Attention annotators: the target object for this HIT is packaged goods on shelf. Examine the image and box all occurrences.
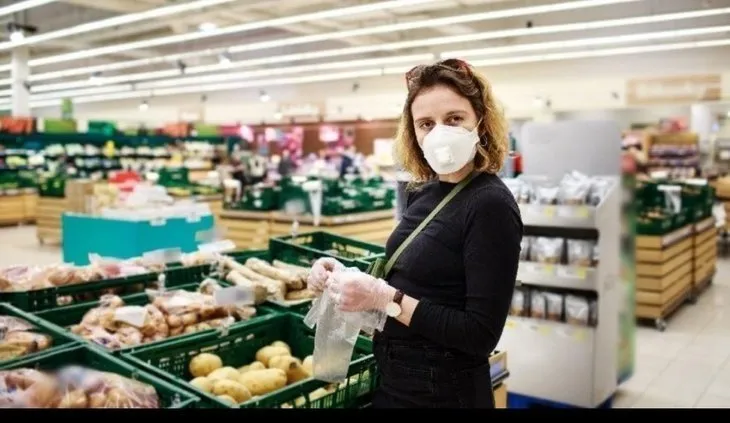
[0,303,76,366]
[498,170,620,409]
[33,279,272,354]
[0,345,198,408]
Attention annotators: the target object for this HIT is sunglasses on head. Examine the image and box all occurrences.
[405,58,473,91]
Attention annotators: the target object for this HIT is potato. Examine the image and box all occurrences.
[189,353,223,378]
[238,368,287,396]
[238,361,266,374]
[189,377,214,393]
[302,355,313,376]
[212,379,252,403]
[216,395,238,406]
[208,367,240,382]
[268,355,309,384]
[255,346,290,367]
[270,341,291,354]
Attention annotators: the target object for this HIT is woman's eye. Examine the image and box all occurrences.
[447,116,463,125]
[418,121,433,130]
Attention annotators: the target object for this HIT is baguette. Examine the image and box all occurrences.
[245,258,303,290]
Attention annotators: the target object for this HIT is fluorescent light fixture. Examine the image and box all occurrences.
[0,0,236,51]
[0,0,56,18]
[11,5,730,94]
[198,22,218,32]
[5,38,728,111]
[9,31,24,42]
[19,0,440,68]
[1,1,716,86]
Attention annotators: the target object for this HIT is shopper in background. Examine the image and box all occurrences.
[307,58,522,408]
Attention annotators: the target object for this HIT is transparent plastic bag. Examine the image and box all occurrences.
[303,268,386,383]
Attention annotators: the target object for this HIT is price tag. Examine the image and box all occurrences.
[143,248,182,264]
[114,306,148,327]
[186,212,201,223]
[150,217,166,226]
[556,266,587,279]
[575,206,590,218]
[505,320,517,330]
[541,206,556,218]
[214,286,255,307]
[538,325,552,336]
[198,239,236,254]
[573,329,587,342]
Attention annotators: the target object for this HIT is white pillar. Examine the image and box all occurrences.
[11,46,30,116]
[690,103,714,152]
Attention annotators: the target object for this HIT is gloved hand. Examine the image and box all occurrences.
[328,269,396,313]
[307,257,345,296]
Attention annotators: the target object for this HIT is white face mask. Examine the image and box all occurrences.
[420,123,481,175]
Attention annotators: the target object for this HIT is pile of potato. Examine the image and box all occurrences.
[221,257,316,304]
[69,281,258,350]
[186,340,317,406]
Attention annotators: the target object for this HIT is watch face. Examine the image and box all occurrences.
[385,302,402,318]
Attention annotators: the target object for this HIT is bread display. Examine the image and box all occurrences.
[68,282,258,350]
[220,256,315,305]
[0,366,160,408]
[0,316,54,362]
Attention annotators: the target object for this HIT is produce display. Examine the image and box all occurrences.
[67,281,259,350]
[0,255,165,294]
[220,256,315,304]
[0,366,161,408]
[0,316,53,362]
[184,340,317,406]
[505,171,613,206]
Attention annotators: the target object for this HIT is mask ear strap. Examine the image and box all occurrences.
[474,119,488,146]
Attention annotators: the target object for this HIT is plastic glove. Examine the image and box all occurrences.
[328,269,395,313]
[307,257,345,296]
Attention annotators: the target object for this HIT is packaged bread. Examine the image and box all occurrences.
[0,366,161,408]
[544,293,564,322]
[530,237,564,264]
[519,237,532,261]
[565,295,590,326]
[222,257,286,301]
[509,288,527,317]
[0,316,54,362]
[566,240,596,267]
[245,258,304,290]
[530,291,546,319]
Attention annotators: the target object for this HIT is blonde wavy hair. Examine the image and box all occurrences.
[394,59,509,185]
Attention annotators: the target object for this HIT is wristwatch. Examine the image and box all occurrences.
[385,289,404,318]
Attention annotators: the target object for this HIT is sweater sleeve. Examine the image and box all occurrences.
[409,187,522,356]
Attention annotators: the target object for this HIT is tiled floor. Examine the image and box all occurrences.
[0,224,728,408]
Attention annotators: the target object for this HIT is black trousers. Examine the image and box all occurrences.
[371,335,495,408]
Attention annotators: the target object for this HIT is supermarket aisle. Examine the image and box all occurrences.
[0,225,729,408]
[615,259,730,408]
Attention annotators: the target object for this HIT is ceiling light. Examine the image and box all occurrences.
[0,0,57,18]
[0,0,709,86]
[139,100,149,111]
[7,39,728,112]
[198,22,218,32]
[9,31,24,42]
[259,91,270,102]
[19,0,438,68]
[0,0,235,51]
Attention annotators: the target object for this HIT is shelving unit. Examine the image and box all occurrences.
[217,210,272,250]
[634,224,694,330]
[0,190,36,226]
[497,179,621,409]
[692,216,717,296]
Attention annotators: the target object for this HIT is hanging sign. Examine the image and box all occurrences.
[625,74,722,105]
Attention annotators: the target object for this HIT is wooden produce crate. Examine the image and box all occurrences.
[36,196,68,245]
[495,384,508,409]
[0,191,37,226]
[270,209,396,246]
[692,216,717,297]
[217,210,272,250]
[635,224,694,331]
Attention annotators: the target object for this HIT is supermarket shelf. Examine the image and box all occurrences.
[517,262,598,292]
[519,204,597,229]
[694,216,716,233]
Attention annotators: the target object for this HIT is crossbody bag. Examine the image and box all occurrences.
[367,171,479,279]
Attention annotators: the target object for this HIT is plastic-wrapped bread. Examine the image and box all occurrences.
[225,271,268,305]
[285,289,316,301]
[273,260,309,286]
[245,258,304,290]
[222,258,286,300]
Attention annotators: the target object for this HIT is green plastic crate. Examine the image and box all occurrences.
[269,231,385,272]
[33,283,278,356]
[0,264,212,312]
[122,312,376,409]
[0,344,199,408]
[0,303,78,368]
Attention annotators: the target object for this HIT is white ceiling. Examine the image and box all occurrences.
[0,0,728,109]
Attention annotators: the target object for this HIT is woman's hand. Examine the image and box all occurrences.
[329,270,396,312]
[306,257,345,296]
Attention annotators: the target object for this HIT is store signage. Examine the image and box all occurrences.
[279,102,323,117]
[626,74,722,105]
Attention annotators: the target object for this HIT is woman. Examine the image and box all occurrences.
[307,58,523,408]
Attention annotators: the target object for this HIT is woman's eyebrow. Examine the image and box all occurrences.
[445,110,468,116]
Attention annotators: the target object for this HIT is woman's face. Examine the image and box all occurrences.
[410,84,479,146]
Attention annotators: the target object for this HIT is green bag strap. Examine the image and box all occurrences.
[383,171,479,277]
